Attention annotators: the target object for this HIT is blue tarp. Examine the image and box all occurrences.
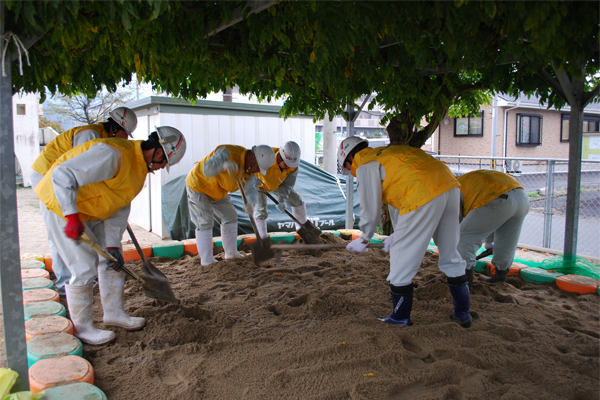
[162,160,361,240]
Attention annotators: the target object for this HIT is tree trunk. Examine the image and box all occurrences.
[381,204,393,235]
[386,115,441,148]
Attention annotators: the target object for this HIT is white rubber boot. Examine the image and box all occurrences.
[196,229,216,266]
[255,219,268,239]
[221,223,244,259]
[98,269,146,331]
[65,283,116,345]
[291,204,308,230]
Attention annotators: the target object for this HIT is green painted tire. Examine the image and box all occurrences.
[520,267,564,284]
[152,241,184,258]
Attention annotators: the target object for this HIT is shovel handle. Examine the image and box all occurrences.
[80,233,145,284]
[271,243,385,251]
[79,232,117,262]
[262,190,302,225]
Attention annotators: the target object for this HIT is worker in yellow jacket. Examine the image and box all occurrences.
[30,107,137,295]
[254,141,313,238]
[36,127,186,345]
[185,145,276,266]
[457,170,530,289]
[338,137,471,328]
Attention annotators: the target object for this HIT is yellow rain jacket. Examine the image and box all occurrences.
[458,170,523,217]
[351,145,459,215]
[36,139,148,221]
[257,148,296,191]
[186,145,250,201]
[31,124,109,176]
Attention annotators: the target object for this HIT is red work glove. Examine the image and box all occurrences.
[65,213,84,240]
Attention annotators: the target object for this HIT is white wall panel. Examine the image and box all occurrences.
[146,111,315,239]
[129,114,152,231]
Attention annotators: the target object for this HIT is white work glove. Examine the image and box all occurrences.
[383,233,394,252]
[223,161,240,176]
[484,242,494,250]
[346,237,369,253]
[276,194,287,212]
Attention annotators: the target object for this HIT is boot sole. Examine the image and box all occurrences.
[104,322,146,331]
[78,335,117,346]
[451,315,472,328]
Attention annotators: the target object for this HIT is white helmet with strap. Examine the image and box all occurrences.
[252,145,276,175]
[337,136,368,175]
[156,126,187,173]
[280,141,301,168]
[108,107,137,137]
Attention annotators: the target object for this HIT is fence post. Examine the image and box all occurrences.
[542,160,555,248]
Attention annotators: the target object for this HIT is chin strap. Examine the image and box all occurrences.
[245,153,256,174]
[147,148,159,171]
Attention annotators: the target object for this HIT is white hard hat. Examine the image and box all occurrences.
[337,137,368,175]
[280,141,301,168]
[156,126,187,173]
[108,107,138,137]
[252,145,276,175]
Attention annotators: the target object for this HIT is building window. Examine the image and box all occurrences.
[516,114,542,146]
[561,114,600,142]
[16,104,26,115]
[454,112,483,137]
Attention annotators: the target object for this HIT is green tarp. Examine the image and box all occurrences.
[162,160,361,240]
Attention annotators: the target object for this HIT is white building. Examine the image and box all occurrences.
[12,91,41,188]
[124,96,315,238]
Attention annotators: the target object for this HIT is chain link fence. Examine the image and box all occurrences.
[434,156,600,258]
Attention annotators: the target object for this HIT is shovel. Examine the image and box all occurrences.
[79,232,178,304]
[235,178,275,265]
[476,249,493,260]
[262,190,321,244]
[266,242,385,267]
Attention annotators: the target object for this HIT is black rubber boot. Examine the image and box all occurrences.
[378,283,413,326]
[465,268,474,293]
[479,268,508,283]
[491,268,508,283]
[447,275,472,328]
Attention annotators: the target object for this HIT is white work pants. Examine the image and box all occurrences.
[254,188,304,221]
[186,185,238,231]
[42,210,111,286]
[388,187,466,286]
[31,171,72,291]
[458,188,530,271]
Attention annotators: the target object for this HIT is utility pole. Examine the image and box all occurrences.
[0,1,30,391]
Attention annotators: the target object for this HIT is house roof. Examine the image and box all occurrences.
[497,93,600,114]
[123,96,314,118]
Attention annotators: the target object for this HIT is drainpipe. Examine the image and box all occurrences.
[490,94,498,159]
[502,101,520,171]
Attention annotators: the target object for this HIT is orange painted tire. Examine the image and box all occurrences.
[180,239,199,254]
[23,289,60,305]
[43,254,53,272]
[25,315,74,342]
[122,244,152,261]
[29,355,94,394]
[489,262,529,276]
[556,275,600,295]
[22,269,50,280]
[293,232,302,239]
[242,236,258,243]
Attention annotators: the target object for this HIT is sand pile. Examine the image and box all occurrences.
[83,234,599,399]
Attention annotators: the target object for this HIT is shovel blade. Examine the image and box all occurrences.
[250,237,275,266]
[141,277,178,304]
[297,220,322,244]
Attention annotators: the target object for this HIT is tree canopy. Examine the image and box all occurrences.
[5,0,599,146]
